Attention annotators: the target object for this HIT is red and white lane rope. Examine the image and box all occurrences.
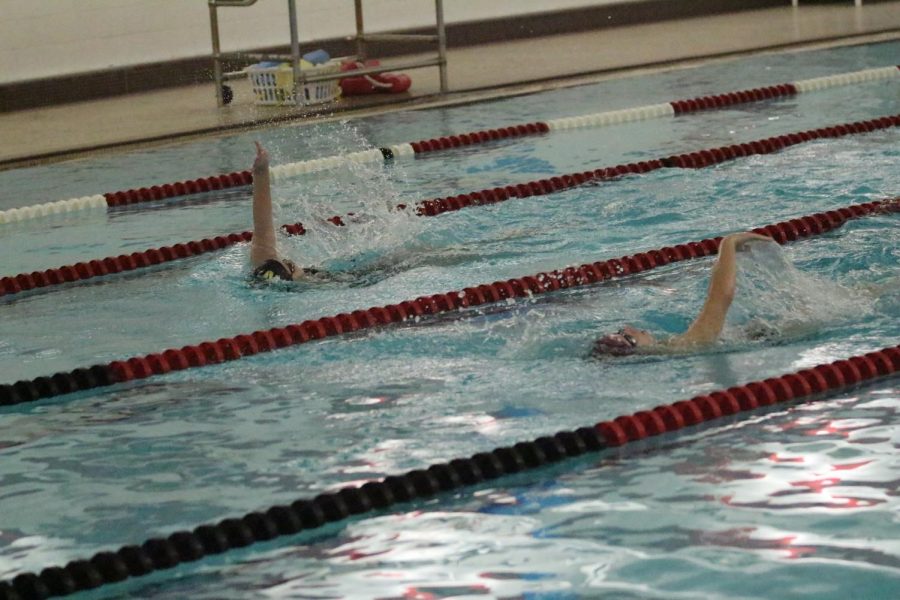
[1,197,896,406]
[1,115,897,299]
[0,65,896,224]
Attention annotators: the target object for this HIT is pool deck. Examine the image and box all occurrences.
[1,2,898,170]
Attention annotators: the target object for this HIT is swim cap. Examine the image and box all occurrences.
[592,332,638,357]
[252,259,292,281]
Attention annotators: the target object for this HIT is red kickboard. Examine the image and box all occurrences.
[340,59,412,95]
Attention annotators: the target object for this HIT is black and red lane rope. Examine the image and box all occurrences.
[1,198,895,408]
[2,115,898,299]
[1,344,897,600]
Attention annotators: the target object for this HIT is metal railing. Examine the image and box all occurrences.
[791,0,863,6]
[208,0,448,107]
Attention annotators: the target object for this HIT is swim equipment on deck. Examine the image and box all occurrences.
[1,197,895,407]
[339,59,412,96]
[1,343,896,600]
[0,65,896,224]
[1,115,897,298]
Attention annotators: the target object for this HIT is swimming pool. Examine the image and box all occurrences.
[0,39,898,599]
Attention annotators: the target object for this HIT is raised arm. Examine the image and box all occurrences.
[671,231,772,347]
[250,142,279,268]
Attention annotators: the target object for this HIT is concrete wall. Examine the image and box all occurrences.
[0,0,641,84]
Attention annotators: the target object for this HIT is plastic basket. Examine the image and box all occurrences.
[247,60,341,106]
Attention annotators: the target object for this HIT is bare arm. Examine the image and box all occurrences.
[671,232,771,347]
[250,142,279,268]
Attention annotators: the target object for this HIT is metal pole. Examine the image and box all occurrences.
[435,0,447,93]
[209,1,224,106]
[354,0,366,60]
[288,0,301,104]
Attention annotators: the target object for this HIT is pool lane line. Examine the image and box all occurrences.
[412,115,900,218]
[1,114,898,300]
[2,345,897,600]
[1,197,896,409]
[0,222,306,299]
[1,65,897,225]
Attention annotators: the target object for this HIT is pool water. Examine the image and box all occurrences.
[0,41,898,599]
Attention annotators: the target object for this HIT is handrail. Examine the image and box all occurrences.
[347,0,447,93]
[209,0,257,6]
[208,0,265,106]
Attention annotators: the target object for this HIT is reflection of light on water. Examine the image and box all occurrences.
[768,453,805,464]
[435,413,498,434]
[261,510,594,598]
[803,417,877,438]
[370,439,407,454]
[345,396,388,406]
[804,420,851,438]
[690,526,817,560]
[831,460,872,471]
[718,438,887,512]
[790,477,841,493]
[793,344,860,371]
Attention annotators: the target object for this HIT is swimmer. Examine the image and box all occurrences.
[250,142,320,281]
[593,231,774,356]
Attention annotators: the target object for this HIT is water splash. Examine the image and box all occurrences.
[727,241,872,341]
[268,121,428,273]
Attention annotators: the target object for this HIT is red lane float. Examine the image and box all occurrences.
[104,170,254,207]
[670,84,798,114]
[1,114,897,299]
[1,198,894,406]
[0,223,305,298]
[409,122,550,155]
[594,344,899,446]
[412,115,900,217]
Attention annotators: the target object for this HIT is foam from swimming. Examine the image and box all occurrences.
[726,240,871,341]
[273,121,427,276]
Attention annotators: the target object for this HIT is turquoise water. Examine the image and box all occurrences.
[0,41,898,599]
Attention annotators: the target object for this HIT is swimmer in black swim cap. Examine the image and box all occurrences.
[593,231,773,356]
[249,142,319,282]
[252,258,295,281]
[252,258,321,281]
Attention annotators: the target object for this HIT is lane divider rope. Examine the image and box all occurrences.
[1,197,895,407]
[413,116,899,218]
[0,223,306,298]
[1,65,896,224]
[1,115,897,299]
[2,344,897,599]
